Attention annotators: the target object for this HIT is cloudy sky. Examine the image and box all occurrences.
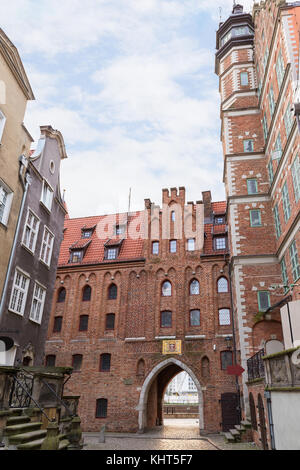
[1,0,253,217]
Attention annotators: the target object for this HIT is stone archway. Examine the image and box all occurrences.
[137,358,204,433]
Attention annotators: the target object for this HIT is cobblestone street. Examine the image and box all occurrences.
[83,419,260,451]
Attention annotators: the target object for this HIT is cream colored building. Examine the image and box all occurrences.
[0,28,34,299]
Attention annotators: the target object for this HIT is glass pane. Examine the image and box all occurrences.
[218,277,229,293]
[161,311,172,328]
[162,282,172,297]
[219,309,231,326]
[190,310,200,326]
[190,280,200,295]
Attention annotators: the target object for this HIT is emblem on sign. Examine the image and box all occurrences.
[162,340,182,355]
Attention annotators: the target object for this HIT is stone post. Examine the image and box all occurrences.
[67,416,84,450]
[41,421,60,451]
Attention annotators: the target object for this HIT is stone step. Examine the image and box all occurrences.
[234,424,246,433]
[229,429,241,440]
[6,416,31,426]
[4,422,42,436]
[17,438,44,451]
[224,432,235,442]
[10,430,47,445]
[241,420,252,429]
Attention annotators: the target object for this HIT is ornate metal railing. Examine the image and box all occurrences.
[247,349,265,381]
[9,371,54,422]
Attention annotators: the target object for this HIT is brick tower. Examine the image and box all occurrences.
[215,2,285,420]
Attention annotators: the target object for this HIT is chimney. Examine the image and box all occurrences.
[202,191,212,222]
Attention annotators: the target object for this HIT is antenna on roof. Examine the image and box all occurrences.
[219,6,222,23]
[128,187,132,215]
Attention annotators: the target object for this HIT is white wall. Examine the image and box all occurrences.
[272,392,300,450]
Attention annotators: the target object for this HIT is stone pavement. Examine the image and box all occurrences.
[83,419,260,451]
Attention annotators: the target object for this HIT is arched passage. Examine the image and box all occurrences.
[137,358,204,433]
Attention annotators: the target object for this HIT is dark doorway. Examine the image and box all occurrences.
[258,394,268,450]
[220,393,240,432]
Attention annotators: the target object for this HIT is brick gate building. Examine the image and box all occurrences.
[45,188,239,433]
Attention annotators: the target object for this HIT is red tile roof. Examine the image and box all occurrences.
[59,212,145,267]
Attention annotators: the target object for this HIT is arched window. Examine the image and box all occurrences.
[96,399,108,418]
[72,354,83,372]
[100,354,111,372]
[201,357,210,378]
[45,355,56,367]
[218,277,229,293]
[137,359,145,377]
[249,393,257,430]
[82,285,92,302]
[190,279,200,295]
[57,287,66,303]
[162,281,172,297]
[108,284,118,300]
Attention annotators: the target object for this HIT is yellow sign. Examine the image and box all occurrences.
[163,340,182,355]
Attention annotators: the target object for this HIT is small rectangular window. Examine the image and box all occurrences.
[30,282,46,324]
[289,240,300,282]
[70,250,83,263]
[280,257,289,293]
[41,180,54,212]
[9,269,30,316]
[40,227,54,266]
[22,209,40,253]
[258,291,270,312]
[247,179,258,195]
[161,311,172,328]
[0,180,13,226]
[243,139,254,152]
[0,110,7,143]
[106,314,115,331]
[221,351,233,371]
[96,399,108,418]
[190,310,200,327]
[250,210,262,227]
[53,317,63,333]
[107,248,118,260]
[72,355,83,371]
[152,241,159,255]
[240,72,249,86]
[282,182,291,223]
[187,239,195,251]
[79,315,89,332]
[219,308,231,326]
[215,237,226,250]
[273,204,281,239]
[170,240,177,253]
[292,156,300,203]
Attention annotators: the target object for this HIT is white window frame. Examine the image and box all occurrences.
[22,208,40,254]
[9,268,30,317]
[0,179,13,227]
[40,179,54,212]
[0,109,6,143]
[187,238,195,252]
[40,226,55,267]
[29,282,47,324]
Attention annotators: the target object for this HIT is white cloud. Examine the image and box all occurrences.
[2,0,253,217]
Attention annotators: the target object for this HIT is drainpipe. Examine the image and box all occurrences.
[0,158,30,322]
[228,258,242,423]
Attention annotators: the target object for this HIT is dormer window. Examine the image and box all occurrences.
[104,238,124,261]
[214,216,225,225]
[106,248,118,260]
[115,224,126,236]
[70,250,83,263]
[82,229,92,239]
